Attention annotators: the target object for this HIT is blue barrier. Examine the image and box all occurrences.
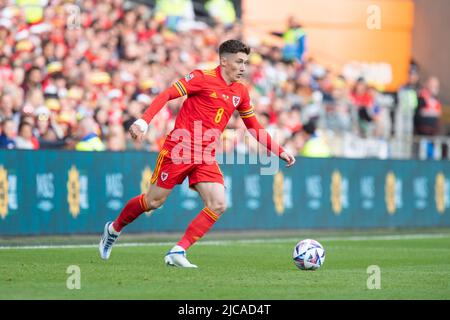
[0,150,449,235]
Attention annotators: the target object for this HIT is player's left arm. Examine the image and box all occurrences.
[238,89,296,167]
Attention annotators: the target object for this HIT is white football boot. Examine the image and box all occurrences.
[164,245,198,268]
[99,221,121,260]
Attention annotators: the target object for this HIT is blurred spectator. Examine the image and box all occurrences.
[75,117,106,151]
[16,0,46,24]
[0,0,445,159]
[286,106,302,132]
[34,106,51,136]
[0,118,16,149]
[0,93,15,120]
[122,100,144,131]
[15,121,38,149]
[370,87,392,139]
[107,124,126,151]
[272,16,307,63]
[350,78,375,138]
[38,127,68,149]
[323,77,355,133]
[205,0,236,26]
[414,76,442,136]
[94,107,110,139]
[297,121,331,158]
[301,90,323,125]
[155,0,196,31]
[396,69,420,138]
[266,110,292,147]
[257,112,270,128]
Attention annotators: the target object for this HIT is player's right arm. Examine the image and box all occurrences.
[129,86,180,140]
[129,70,204,141]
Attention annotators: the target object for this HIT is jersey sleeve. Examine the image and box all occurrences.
[236,85,256,119]
[141,86,180,124]
[172,69,205,97]
[140,70,205,124]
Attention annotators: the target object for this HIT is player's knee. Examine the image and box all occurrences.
[207,201,227,215]
[146,196,166,210]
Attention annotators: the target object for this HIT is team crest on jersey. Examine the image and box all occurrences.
[161,172,169,181]
[232,96,240,107]
[185,73,194,82]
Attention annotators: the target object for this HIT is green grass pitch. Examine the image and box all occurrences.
[0,232,449,299]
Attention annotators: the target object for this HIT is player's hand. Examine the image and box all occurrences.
[129,119,148,141]
[280,151,296,167]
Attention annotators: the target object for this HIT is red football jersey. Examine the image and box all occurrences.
[163,66,255,162]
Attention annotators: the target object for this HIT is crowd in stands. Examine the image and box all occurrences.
[0,0,445,158]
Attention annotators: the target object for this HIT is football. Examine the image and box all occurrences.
[293,239,326,270]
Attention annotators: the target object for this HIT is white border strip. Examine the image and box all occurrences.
[0,233,448,250]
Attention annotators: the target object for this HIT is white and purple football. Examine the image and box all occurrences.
[293,239,326,270]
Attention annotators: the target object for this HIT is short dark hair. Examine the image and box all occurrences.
[302,121,317,135]
[18,121,32,133]
[219,40,250,57]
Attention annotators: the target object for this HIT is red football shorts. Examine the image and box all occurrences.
[150,149,224,189]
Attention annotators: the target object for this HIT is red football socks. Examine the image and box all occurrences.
[112,194,148,232]
[112,199,220,249]
[177,207,220,250]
